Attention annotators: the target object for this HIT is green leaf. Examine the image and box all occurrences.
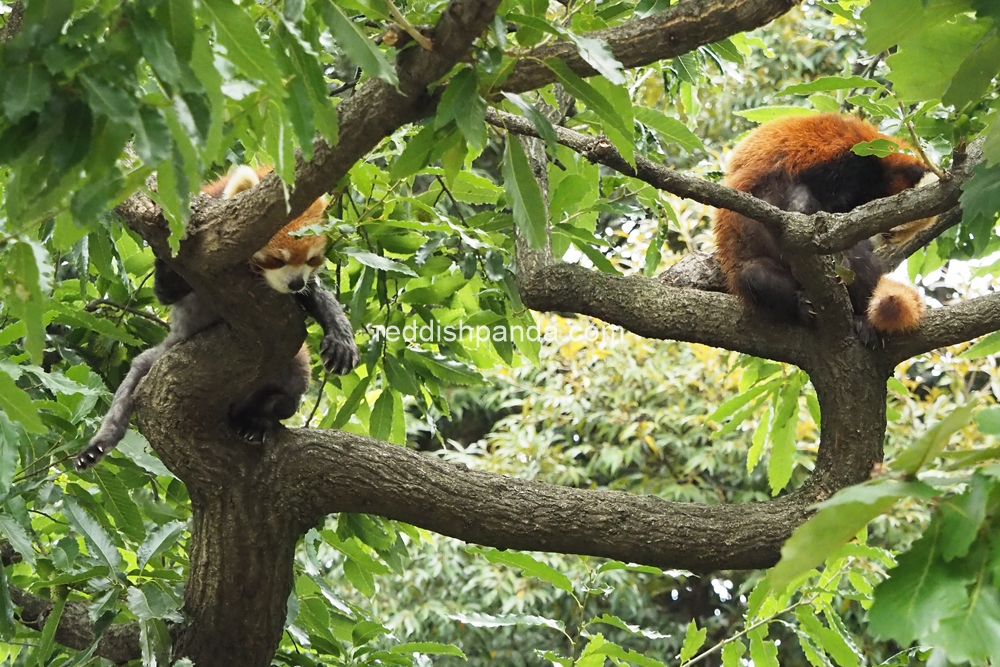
[748,626,778,667]
[0,514,35,566]
[468,547,574,594]
[137,521,187,571]
[703,40,741,66]
[127,585,181,621]
[679,620,707,662]
[3,64,52,123]
[449,612,565,631]
[131,107,173,166]
[961,330,1000,359]
[634,107,703,153]
[545,57,634,164]
[795,607,858,667]
[389,124,437,181]
[886,13,991,102]
[436,68,487,152]
[404,350,482,385]
[569,34,625,84]
[0,564,15,640]
[862,0,973,54]
[389,642,467,658]
[331,374,372,429]
[0,365,46,434]
[767,373,803,496]
[156,0,195,62]
[344,248,417,276]
[200,0,285,92]
[709,376,782,423]
[139,618,172,667]
[370,388,394,441]
[672,52,698,84]
[6,240,50,366]
[766,480,929,592]
[93,467,146,542]
[449,171,503,205]
[975,407,1000,434]
[31,593,65,667]
[891,401,977,475]
[384,355,420,396]
[320,0,398,86]
[926,584,1000,663]
[960,163,1000,230]
[781,76,884,95]
[734,106,818,123]
[79,75,138,124]
[852,139,904,158]
[344,558,376,597]
[63,498,122,573]
[503,93,559,156]
[938,471,989,561]
[501,136,547,250]
[721,639,746,667]
[132,8,182,87]
[869,519,971,644]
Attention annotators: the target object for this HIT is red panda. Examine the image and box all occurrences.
[211,165,329,294]
[712,113,928,343]
[74,166,359,470]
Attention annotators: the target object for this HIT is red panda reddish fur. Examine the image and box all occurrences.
[203,166,328,271]
[713,113,928,341]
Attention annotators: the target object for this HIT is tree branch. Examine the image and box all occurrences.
[276,428,814,572]
[886,292,1000,364]
[500,0,802,94]
[517,262,815,367]
[3,543,142,664]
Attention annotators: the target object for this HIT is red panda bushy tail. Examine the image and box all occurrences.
[866,276,925,334]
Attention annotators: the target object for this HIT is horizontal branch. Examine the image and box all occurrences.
[500,0,801,94]
[887,292,1000,364]
[6,581,142,664]
[277,429,814,572]
[517,262,815,367]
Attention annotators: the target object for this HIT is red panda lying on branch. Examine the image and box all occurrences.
[713,113,929,345]
[74,166,360,471]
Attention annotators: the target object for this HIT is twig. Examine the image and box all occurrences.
[85,299,168,328]
[385,0,433,51]
[306,371,330,427]
[899,103,947,179]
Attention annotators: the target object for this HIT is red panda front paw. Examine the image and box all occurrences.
[852,316,882,349]
[796,292,816,325]
[320,334,360,375]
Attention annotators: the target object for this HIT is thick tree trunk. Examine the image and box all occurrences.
[175,483,302,666]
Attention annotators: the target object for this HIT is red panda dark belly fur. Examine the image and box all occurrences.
[713,113,927,336]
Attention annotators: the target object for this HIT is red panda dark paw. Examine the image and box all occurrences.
[796,292,816,325]
[320,334,360,375]
[852,317,882,349]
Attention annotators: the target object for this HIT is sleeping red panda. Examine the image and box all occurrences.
[74,166,359,471]
[712,113,928,343]
[207,166,329,294]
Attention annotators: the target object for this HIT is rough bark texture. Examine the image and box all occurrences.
[16,0,1000,663]
[500,0,802,93]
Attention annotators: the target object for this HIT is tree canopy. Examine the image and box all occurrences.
[1,0,1000,665]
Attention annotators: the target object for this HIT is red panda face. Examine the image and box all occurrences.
[252,236,327,293]
[209,165,329,294]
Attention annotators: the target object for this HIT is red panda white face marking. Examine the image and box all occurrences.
[252,244,326,294]
[218,165,329,294]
